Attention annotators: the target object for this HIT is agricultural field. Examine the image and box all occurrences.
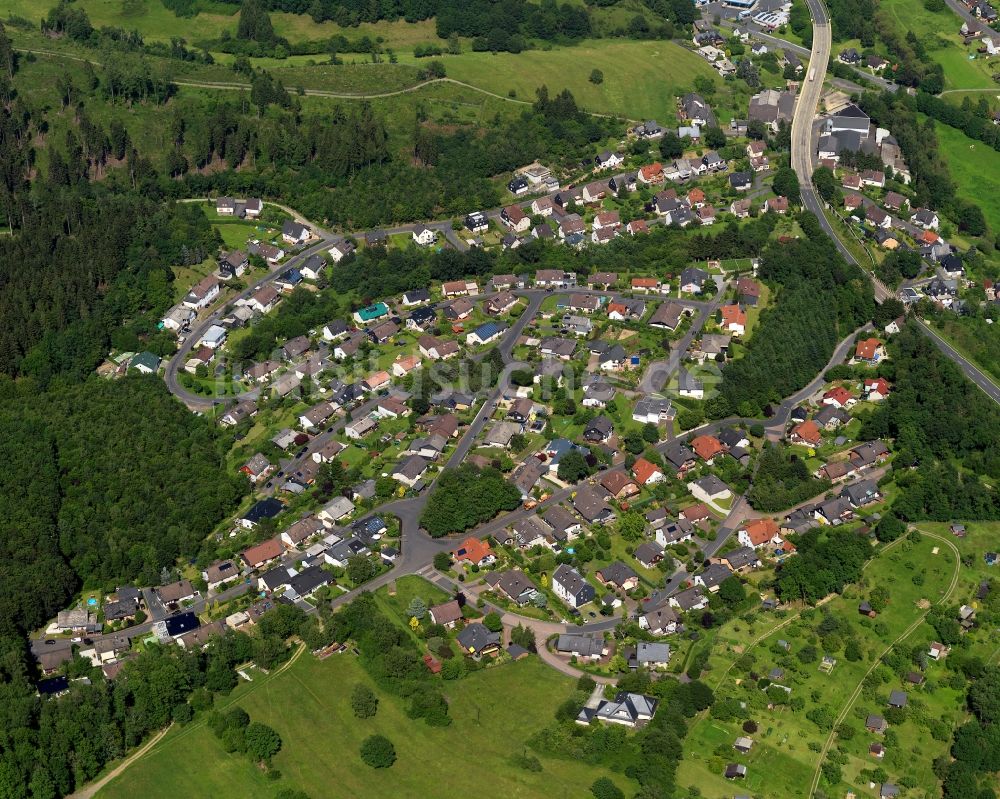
[677,529,962,799]
[97,650,632,799]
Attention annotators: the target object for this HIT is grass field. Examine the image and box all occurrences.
[98,653,632,799]
[678,531,960,799]
[934,120,1000,232]
[0,0,441,48]
[396,39,719,121]
[878,0,1000,89]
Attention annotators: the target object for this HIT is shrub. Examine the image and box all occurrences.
[360,734,396,768]
[591,777,624,799]
[351,684,378,719]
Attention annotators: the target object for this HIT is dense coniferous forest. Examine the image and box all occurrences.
[0,378,244,634]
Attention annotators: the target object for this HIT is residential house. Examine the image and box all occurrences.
[584,415,614,443]
[345,415,377,440]
[451,537,496,567]
[240,453,272,484]
[630,642,672,670]
[719,304,747,336]
[790,419,822,447]
[467,321,507,347]
[583,380,615,408]
[239,498,284,530]
[318,496,355,524]
[543,506,584,540]
[638,162,665,185]
[573,485,616,525]
[680,267,709,294]
[281,516,326,548]
[720,546,760,572]
[392,455,428,487]
[484,291,518,316]
[822,386,856,409]
[484,569,538,605]
[429,600,463,628]
[412,225,436,246]
[551,563,596,608]
[501,205,530,232]
[649,301,685,330]
[738,518,782,549]
[456,623,501,656]
[639,605,678,635]
[183,275,221,310]
[670,586,709,612]
[691,434,725,463]
[600,470,640,500]
[855,338,885,365]
[557,634,605,659]
[663,441,697,477]
[729,172,752,191]
[597,562,640,592]
[730,197,753,219]
[281,220,310,245]
[441,280,479,297]
[248,285,280,315]
[598,344,628,372]
[632,396,673,426]
[362,370,391,392]
[535,269,576,288]
[559,214,586,239]
[632,458,664,486]
[418,335,459,360]
[579,692,659,728]
[843,479,881,508]
[688,475,732,504]
[859,374,891,401]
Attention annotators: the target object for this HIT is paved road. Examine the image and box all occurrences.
[942,0,1000,39]
[743,27,898,93]
[793,0,1000,408]
[165,232,336,411]
[639,280,728,393]
[916,318,1000,403]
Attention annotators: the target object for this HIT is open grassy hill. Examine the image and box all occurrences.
[97,653,633,799]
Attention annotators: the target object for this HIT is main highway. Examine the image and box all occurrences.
[791,0,1000,406]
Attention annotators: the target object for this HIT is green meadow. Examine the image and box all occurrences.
[98,651,634,799]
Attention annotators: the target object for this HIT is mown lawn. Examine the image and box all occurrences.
[98,653,632,799]
[678,532,958,799]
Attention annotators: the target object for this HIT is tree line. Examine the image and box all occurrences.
[713,212,875,417]
[860,323,1000,521]
[420,465,523,537]
[858,90,987,236]
[774,526,872,604]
